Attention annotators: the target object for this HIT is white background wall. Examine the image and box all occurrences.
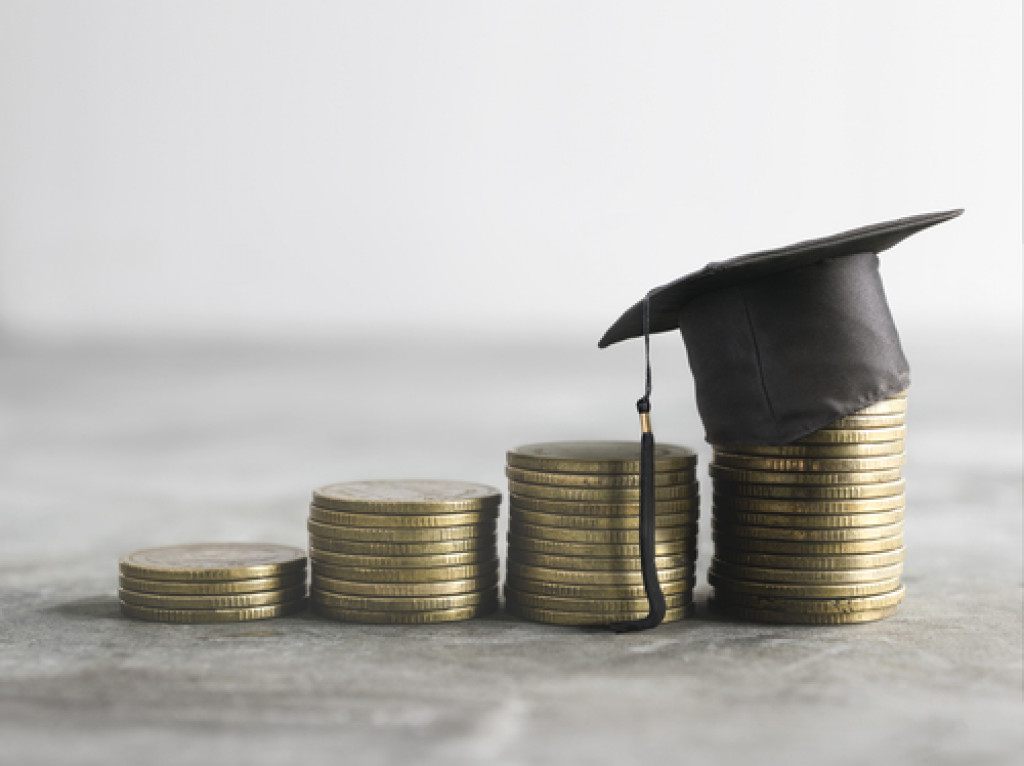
[1,1,1019,340]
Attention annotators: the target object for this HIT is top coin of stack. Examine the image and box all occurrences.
[709,392,909,624]
[119,543,308,623]
[504,441,699,626]
[307,480,502,624]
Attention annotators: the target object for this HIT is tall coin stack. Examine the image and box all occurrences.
[307,480,501,624]
[119,543,308,623]
[709,392,908,624]
[504,441,699,626]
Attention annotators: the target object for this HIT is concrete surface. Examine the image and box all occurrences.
[1,334,1020,766]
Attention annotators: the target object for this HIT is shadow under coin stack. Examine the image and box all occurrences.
[709,393,908,624]
[119,543,308,623]
[307,480,501,623]
[504,441,699,626]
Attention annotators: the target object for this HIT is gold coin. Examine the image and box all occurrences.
[310,561,498,583]
[308,533,495,556]
[309,547,495,568]
[712,493,905,514]
[719,441,905,458]
[506,575,694,600]
[713,508,905,529]
[310,588,498,612]
[504,587,693,614]
[711,451,906,473]
[508,480,696,503]
[713,479,905,500]
[710,558,903,584]
[710,519,903,542]
[708,571,902,599]
[118,573,306,595]
[510,493,699,517]
[710,600,900,624]
[119,584,307,610]
[507,441,697,474]
[312,602,496,623]
[713,585,905,613]
[312,480,501,513]
[507,561,694,586]
[309,506,498,528]
[505,466,695,488]
[794,426,907,444]
[507,533,692,559]
[507,550,692,572]
[307,519,495,543]
[119,543,307,582]
[713,532,904,555]
[509,518,697,543]
[510,506,697,530]
[851,398,908,415]
[120,599,305,623]
[824,413,906,429]
[713,547,904,570]
[709,464,903,486]
[505,600,693,626]
[312,573,498,597]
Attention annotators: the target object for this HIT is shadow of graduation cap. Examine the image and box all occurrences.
[597,208,962,631]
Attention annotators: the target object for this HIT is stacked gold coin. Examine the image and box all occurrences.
[503,441,699,626]
[308,480,501,623]
[709,392,908,624]
[119,543,308,623]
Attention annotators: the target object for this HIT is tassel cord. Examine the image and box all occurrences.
[611,293,666,632]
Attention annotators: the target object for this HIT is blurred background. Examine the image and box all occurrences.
[0,1,1019,341]
[0,3,1020,765]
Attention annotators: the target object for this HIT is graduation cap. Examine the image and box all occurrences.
[598,209,963,631]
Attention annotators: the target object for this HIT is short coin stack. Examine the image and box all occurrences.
[504,441,699,626]
[308,480,501,623]
[709,392,908,624]
[119,543,308,623]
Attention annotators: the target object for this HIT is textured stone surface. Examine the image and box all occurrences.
[1,335,1020,765]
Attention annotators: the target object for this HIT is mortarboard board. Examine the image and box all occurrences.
[598,209,963,631]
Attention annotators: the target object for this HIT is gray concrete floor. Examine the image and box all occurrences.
[1,333,1021,766]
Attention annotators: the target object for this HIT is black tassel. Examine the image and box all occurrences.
[611,294,665,633]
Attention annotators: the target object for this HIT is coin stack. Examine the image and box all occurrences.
[119,543,308,623]
[503,441,699,626]
[307,480,501,624]
[709,392,908,624]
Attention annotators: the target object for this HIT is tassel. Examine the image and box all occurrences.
[611,294,666,632]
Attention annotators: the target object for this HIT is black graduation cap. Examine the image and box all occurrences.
[601,209,963,445]
[597,209,962,631]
